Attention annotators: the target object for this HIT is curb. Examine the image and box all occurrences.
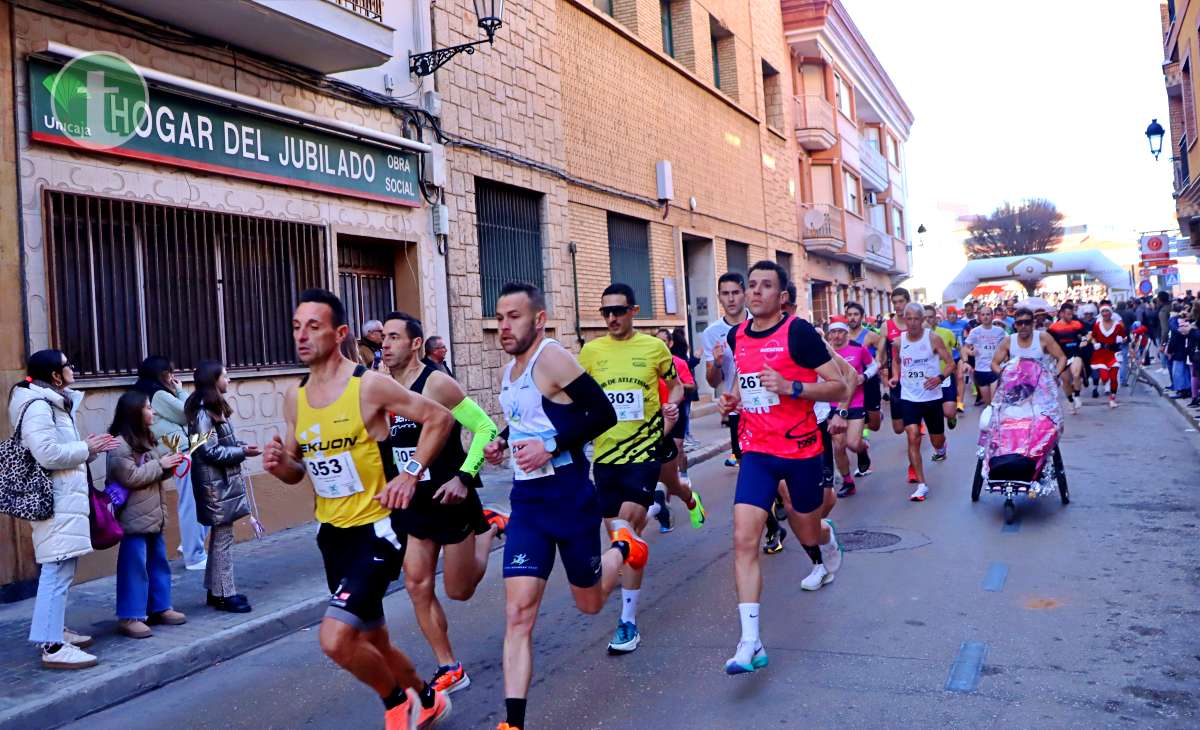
[1142,370,1200,430]
[9,433,735,730]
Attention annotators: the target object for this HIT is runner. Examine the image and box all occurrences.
[261,289,456,730]
[825,316,875,497]
[888,303,954,502]
[718,260,854,675]
[939,306,969,413]
[649,329,706,534]
[702,273,749,468]
[484,282,644,730]
[1047,303,1087,414]
[579,283,686,654]
[378,311,504,696]
[884,288,912,439]
[1089,304,1127,409]
[845,301,882,475]
[924,305,961,430]
[962,304,1006,406]
[990,306,1069,386]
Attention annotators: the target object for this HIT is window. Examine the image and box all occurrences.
[887,134,900,166]
[1184,61,1197,143]
[891,207,905,239]
[761,59,783,130]
[725,240,749,278]
[661,0,674,58]
[865,126,882,153]
[711,32,721,89]
[843,170,861,215]
[594,0,613,16]
[607,213,654,318]
[337,240,395,339]
[834,72,852,118]
[44,190,327,377]
[709,17,736,98]
[775,251,793,283]
[477,179,544,317]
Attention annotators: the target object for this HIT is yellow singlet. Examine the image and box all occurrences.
[295,367,390,528]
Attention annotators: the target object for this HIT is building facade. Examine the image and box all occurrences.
[782,0,912,323]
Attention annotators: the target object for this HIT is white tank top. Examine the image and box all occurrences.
[499,338,558,440]
[899,330,942,403]
[1008,332,1045,361]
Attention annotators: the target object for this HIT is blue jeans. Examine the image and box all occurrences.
[1171,360,1192,392]
[28,558,77,644]
[116,533,174,620]
[175,470,209,565]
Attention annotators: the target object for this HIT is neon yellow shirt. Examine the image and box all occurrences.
[932,326,957,374]
[579,332,676,464]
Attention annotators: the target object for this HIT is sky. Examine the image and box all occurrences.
[840,0,1177,240]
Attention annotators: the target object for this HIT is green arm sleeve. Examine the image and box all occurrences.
[451,396,499,478]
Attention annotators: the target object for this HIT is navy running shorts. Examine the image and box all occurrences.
[863,373,882,413]
[974,370,998,387]
[593,461,660,518]
[735,452,825,514]
[941,375,958,402]
[845,407,867,420]
[503,467,603,588]
[900,398,945,435]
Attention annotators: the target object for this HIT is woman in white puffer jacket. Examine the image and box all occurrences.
[6,350,118,669]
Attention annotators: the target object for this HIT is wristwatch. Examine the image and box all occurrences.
[403,458,425,478]
[836,408,851,419]
[790,380,805,399]
[543,436,558,456]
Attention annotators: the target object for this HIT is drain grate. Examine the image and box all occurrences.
[839,530,902,551]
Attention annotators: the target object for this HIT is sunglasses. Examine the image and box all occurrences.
[1015,319,1033,326]
[600,305,631,318]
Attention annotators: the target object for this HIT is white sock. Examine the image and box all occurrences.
[738,602,760,643]
[621,589,640,625]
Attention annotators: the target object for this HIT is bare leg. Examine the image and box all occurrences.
[502,577,546,699]
[570,547,626,614]
[607,503,648,591]
[319,618,419,697]
[905,426,925,483]
[832,431,850,478]
[658,457,695,508]
[784,507,829,547]
[844,420,866,454]
[403,538,455,666]
[364,625,422,691]
[733,505,769,602]
[818,487,836,520]
[442,526,498,600]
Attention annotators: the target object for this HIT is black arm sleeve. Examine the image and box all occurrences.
[556,372,618,455]
[788,318,833,369]
[499,426,510,442]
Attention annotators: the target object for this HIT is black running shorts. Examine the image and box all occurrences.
[317,514,407,631]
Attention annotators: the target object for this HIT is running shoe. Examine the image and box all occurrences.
[932,448,947,462]
[607,621,641,654]
[854,446,872,476]
[1069,399,1079,415]
[956,402,965,413]
[837,479,856,498]
[1092,387,1099,398]
[657,504,674,533]
[772,496,787,523]
[688,490,707,528]
[482,509,509,537]
[724,454,739,467]
[610,523,648,570]
[907,465,918,484]
[820,518,843,573]
[801,563,834,590]
[1109,397,1119,409]
[909,483,929,502]
[652,489,672,533]
[384,699,414,730]
[415,688,452,729]
[724,640,769,675]
[763,527,786,554]
[497,725,520,730]
[430,662,471,694]
[947,417,957,430]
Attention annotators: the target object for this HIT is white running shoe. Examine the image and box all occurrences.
[909,483,929,502]
[41,642,98,670]
[801,563,834,591]
[724,640,769,675]
[819,519,843,574]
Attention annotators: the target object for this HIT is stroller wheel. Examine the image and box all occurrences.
[971,459,983,502]
[1053,446,1070,505]
[1003,499,1016,525]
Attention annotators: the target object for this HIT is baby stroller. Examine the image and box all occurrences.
[971,357,1070,524]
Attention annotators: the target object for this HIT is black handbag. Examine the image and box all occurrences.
[0,399,56,521]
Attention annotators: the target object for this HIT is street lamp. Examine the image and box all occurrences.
[1146,118,1166,159]
[410,0,505,77]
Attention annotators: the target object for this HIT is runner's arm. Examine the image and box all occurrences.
[422,372,498,479]
[931,334,954,377]
[1040,332,1068,374]
[990,336,1010,373]
[263,385,306,484]
[542,344,618,455]
[364,371,454,478]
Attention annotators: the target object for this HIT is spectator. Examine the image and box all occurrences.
[423,335,455,378]
[357,320,384,370]
[671,327,701,447]
[1187,302,1200,408]
[107,391,188,639]
[186,360,261,614]
[7,349,118,669]
[1157,292,1172,371]
[1167,305,1192,398]
[132,357,208,572]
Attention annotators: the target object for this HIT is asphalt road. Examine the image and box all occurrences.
[72,391,1200,730]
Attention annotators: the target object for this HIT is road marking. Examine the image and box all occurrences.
[982,562,1008,592]
[945,641,988,693]
[1001,517,1021,533]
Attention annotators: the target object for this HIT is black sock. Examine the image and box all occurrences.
[506,697,527,728]
[382,687,407,710]
[418,683,435,709]
[612,540,630,560]
[803,544,823,564]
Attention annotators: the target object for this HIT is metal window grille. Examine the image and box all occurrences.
[725,240,749,279]
[607,213,654,318]
[44,190,327,378]
[329,0,383,22]
[337,240,395,337]
[476,180,544,317]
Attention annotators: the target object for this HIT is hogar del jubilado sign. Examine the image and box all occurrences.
[28,55,421,207]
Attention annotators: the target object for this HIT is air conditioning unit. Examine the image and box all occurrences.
[864,191,877,206]
[849,263,864,281]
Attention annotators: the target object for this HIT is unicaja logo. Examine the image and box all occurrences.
[43,52,148,151]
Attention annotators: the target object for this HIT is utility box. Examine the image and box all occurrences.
[656,160,673,202]
[432,203,449,235]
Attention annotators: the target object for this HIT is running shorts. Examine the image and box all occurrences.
[391,475,488,546]
[941,375,958,403]
[317,514,408,631]
[900,399,945,435]
[819,420,834,489]
[889,383,904,420]
[974,370,998,387]
[863,373,882,413]
[503,463,603,588]
[845,407,867,420]
[735,453,824,514]
[593,461,660,517]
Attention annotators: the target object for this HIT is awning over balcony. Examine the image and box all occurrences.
[942,250,1132,304]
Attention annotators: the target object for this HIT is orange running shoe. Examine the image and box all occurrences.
[415,688,452,729]
[907,465,918,484]
[384,697,414,730]
[482,509,509,536]
[430,661,470,694]
[497,724,521,730]
[610,523,648,571]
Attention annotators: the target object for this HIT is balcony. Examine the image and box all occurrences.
[801,203,846,256]
[794,94,837,151]
[863,223,893,271]
[890,236,910,276]
[859,140,889,193]
[103,0,394,74]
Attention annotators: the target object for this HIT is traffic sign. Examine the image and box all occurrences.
[1144,259,1178,268]
[1141,234,1169,256]
[1165,272,1181,287]
[1138,279,1154,295]
[1141,252,1170,260]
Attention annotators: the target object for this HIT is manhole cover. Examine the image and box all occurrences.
[839,530,902,551]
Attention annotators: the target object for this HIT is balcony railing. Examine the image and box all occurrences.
[859,140,889,192]
[801,203,845,242]
[863,223,893,270]
[330,0,383,21]
[794,95,837,151]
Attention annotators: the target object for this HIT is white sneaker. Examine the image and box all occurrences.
[185,557,208,571]
[41,642,98,670]
[909,483,929,502]
[819,519,843,574]
[724,640,768,674]
[801,563,834,591]
[63,628,93,649]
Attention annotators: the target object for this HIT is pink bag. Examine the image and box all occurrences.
[88,482,124,550]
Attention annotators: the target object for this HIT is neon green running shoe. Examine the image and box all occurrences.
[688,490,707,528]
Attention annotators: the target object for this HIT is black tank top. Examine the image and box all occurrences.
[379,365,469,486]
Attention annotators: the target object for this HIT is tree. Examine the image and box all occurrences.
[965,199,1065,260]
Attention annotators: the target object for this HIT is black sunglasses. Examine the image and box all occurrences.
[600,305,631,318]
[1015,319,1033,326]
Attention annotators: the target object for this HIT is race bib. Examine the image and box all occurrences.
[304,453,365,499]
[739,372,780,410]
[606,389,645,422]
[391,447,430,482]
[511,441,555,481]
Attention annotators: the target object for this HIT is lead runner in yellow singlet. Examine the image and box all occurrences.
[262,289,456,730]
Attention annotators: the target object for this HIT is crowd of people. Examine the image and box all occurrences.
[4,262,1197,729]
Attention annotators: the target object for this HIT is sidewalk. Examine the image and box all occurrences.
[0,408,732,730]
[1139,362,1200,430]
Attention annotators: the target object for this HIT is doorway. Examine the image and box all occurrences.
[682,234,715,387]
[337,235,421,340]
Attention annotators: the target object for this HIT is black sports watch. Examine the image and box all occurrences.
[836,408,851,419]
[790,380,804,399]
